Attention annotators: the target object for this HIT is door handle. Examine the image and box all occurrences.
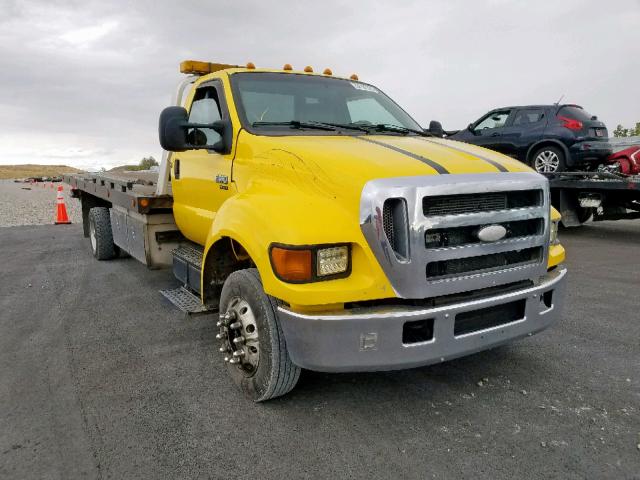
[174,158,180,179]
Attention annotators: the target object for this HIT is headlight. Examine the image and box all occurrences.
[317,246,349,276]
[550,220,560,245]
[270,244,350,283]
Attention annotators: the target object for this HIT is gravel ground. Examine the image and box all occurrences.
[1,222,639,479]
[0,179,81,227]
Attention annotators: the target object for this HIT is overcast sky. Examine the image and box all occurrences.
[1,0,638,169]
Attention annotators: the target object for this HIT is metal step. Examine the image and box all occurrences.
[172,243,203,266]
[160,286,215,314]
[172,243,204,295]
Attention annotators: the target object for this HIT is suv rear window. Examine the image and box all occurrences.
[557,106,592,121]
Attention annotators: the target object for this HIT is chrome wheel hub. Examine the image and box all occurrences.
[217,297,260,373]
[534,150,560,172]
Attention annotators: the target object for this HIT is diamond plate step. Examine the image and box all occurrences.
[160,286,215,314]
[172,244,203,266]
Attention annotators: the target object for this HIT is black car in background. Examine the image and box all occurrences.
[447,104,612,173]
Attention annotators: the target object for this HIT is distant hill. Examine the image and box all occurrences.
[0,164,84,180]
[108,165,149,172]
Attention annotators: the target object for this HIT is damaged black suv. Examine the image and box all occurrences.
[446,104,612,173]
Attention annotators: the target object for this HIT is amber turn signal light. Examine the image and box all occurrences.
[270,247,312,282]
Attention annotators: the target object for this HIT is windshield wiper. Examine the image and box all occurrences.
[363,124,432,137]
[309,121,371,132]
[252,121,336,131]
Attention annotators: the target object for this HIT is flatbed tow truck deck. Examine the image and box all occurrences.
[63,171,182,269]
[545,171,640,225]
[63,170,172,215]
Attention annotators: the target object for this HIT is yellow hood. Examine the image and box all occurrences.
[234,132,532,200]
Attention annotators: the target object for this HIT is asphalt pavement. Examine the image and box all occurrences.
[1,222,639,479]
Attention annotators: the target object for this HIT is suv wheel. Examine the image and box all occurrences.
[532,146,566,173]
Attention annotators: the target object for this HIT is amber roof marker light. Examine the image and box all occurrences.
[350,73,359,80]
[304,66,314,73]
[283,63,293,71]
[323,68,333,75]
[246,62,256,69]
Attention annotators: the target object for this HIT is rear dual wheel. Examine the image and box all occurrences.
[217,269,300,402]
[88,207,118,260]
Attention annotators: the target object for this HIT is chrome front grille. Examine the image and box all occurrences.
[360,172,550,299]
[424,218,544,249]
[423,189,542,216]
[425,246,543,279]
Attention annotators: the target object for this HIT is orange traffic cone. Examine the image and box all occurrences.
[55,185,71,225]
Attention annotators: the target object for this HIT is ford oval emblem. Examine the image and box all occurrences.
[477,224,507,242]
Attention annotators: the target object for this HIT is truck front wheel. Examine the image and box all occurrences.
[88,207,117,260]
[218,269,301,402]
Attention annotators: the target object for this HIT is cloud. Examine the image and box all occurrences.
[0,0,638,169]
[58,20,120,48]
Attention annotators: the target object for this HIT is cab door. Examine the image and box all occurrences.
[171,80,235,245]
[470,109,512,153]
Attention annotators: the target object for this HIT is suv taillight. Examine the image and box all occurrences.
[558,115,583,131]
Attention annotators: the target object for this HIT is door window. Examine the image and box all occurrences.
[188,87,222,146]
[474,111,511,130]
[513,109,545,126]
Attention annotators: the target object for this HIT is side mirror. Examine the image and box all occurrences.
[428,120,444,138]
[159,106,188,151]
[158,106,231,153]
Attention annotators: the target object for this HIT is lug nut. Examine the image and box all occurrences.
[219,346,226,353]
[219,311,236,321]
[216,321,223,327]
[233,350,245,357]
[233,336,245,345]
[216,332,227,340]
[229,321,242,330]
[229,358,240,364]
[223,356,230,363]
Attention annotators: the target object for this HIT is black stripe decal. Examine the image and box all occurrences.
[358,137,449,174]
[421,138,509,172]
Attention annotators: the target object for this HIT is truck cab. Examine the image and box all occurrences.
[70,60,567,401]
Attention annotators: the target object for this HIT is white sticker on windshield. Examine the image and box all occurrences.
[351,82,379,93]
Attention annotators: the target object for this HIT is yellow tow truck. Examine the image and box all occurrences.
[65,60,567,401]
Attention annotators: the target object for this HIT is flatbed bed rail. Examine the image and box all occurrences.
[544,171,640,190]
[63,172,172,214]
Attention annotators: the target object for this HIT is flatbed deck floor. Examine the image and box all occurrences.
[63,171,172,214]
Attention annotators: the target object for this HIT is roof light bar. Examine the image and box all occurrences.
[180,60,239,75]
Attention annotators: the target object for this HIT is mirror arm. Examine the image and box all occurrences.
[180,119,231,154]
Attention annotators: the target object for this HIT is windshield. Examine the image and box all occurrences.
[230,72,422,134]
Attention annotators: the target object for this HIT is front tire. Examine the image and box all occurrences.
[217,269,300,402]
[88,207,117,260]
[532,146,566,173]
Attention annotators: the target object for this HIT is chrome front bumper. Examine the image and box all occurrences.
[277,268,567,372]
